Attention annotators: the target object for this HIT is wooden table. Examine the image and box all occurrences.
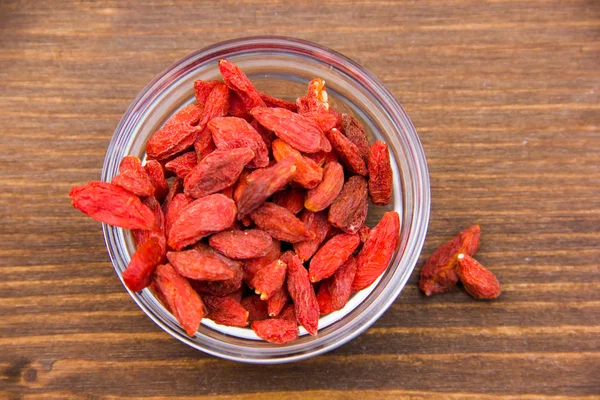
[2,0,599,398]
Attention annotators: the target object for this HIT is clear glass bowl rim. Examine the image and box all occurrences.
[101,36,430,364]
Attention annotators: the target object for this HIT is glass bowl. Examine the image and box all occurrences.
[101,36,430,364]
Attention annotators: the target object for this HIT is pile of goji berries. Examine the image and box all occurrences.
[70,59,400,344]
[419,225,501,300]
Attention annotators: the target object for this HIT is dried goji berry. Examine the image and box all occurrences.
[164,193,192,239]
[227,90,250,120]
[193,80,220,108]
[166,246,235,281]
[286,253,319,335]
[146,104,203,160]
[184,147,255,199]
[309,232,360,282]
[296,96,310,114]
[161,177,183,214]
[456,254,501,300]
[154,263,206,336]
[144,160,169,202]
[111,156,155,197]
[316,282,334,315]
[193,129,216,161]
[305,78,329,113]
[326,255,357,310]
[203,294,249,327]
[272,187,305,215]
[250,119,277,152]
[237,156,297,217]
[368,141,393,206]
[352,212,400,291]
[328,175,368,234]
[293,210,331,262]
[190,255,244,297]
[278,303,297,322]
[251,319,298,344]
[250,107,325,154]
[341,113,370,165]
[302,110,338,133]
[197,82,230,129]
[419,225,481,296]
[69,181,156,230]
[219,59,266,111]
[328,128,367,176]
[241,294,270,322]
[122,237,165,292]
[165,151,197,178]
[250,202,315,243]
[358,225,370,245]
[267,286,289,317]
[272,139,323,189]
[149,280,171,312]
[132,197,166,257]
[243,239,281,287]
[208,229,273,260]
[208,116,269,169]
[251,259,287,300]
[304,161,344,212]
[167,193,237,250]
[260,92,298,112]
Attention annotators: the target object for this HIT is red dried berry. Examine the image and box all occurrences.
[132,197,167,259]
[184,147,254,199]
[328,128,367,176]
[203,294,249,327]
[251,260,287,300]
[219,59,266,111]
[165,151,198,178]
[193,129,217,161]
[164,193,192,239]
[161,177,183,214]
[304,161,344,212]
[250,107,325,154]
[69,181,156,230]
[190,255,244,297]
[272,187,305,215]
[154,263,206,336]
[278,303,297,322]
[197,82,230,128]
[237,156,297,218]
[309,233,360,282]
[166,246,235,281]
[122,237,165,292]
[293,210,332,262]
[243,239,281,287]
[241,295,270,322]
[286,253,319,335]
[328,175,369,234]
[341,114,370,165]
[419,225,481,296]
[327,255,358,311]
[316,282,334,315]
[267,286,289,317]
[272,139,323,189]
[167,194,237,250]
[193,80,220,108]
[144,160,169,202]
[146,104,203,160]
[456,254,501,300]
[208,229,273,260]
[251,319,299,344]
[368,141,393,206]
[352,212,400,291]
[250,202,315,243]
[112,156,155,197]
[260,92,298,112]
[208,116,270,168]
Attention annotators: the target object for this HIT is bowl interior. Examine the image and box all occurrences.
[102,37,429,363]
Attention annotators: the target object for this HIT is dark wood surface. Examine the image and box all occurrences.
[1,0,599,398]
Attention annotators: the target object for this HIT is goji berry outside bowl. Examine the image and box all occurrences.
[102,36,430,363]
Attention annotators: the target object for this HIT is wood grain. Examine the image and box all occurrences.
[1,0,599,398]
